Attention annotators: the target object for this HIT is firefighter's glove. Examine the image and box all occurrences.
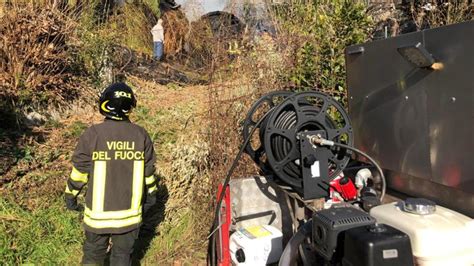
[65,197,84,212]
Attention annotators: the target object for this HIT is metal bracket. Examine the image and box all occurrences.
[398,42,435,68]
[299,130,331,200]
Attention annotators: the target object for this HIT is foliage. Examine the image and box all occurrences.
[73,1,158,86]
[185,18,219,69]
[143,210,207,264]
[162,8,189,59]
[272,0,373,103]
[109,3,157,55]
[144,137,211,263]
[0,197,83,264]
[0,0,158,116]
[166,136,211,208]
[1,119,81,210]
[142,0,161,18]
[73,4,119,86]
[207,0,374,186]
[127,77,211,264]
[63,120,87,138]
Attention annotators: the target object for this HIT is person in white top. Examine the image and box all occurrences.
[150,19,164,60]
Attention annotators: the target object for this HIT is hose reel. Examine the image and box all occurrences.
[243,91,353,199]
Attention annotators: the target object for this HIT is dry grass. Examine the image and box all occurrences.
[1,75,211,263]
[126,76,211,264]
[0,3,82,106]
[128,75,207,109]
[205,36,294,186]
[409,0,473,29]
[162,9,189,59]
[0,107,101,210]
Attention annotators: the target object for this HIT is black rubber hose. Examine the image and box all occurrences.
[278,219,313,266]
[270,106,340,182]
[207,107,276,266]
[273,109,299,179]
[331,142,386,201]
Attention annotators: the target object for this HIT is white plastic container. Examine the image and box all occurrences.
[229,225,283,265]
[370,201,474,266]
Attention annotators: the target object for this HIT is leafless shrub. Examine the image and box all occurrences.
[409,0,473,30]
[0,3,82,109]
[162,9,189,59]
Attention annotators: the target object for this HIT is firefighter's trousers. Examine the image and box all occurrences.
[82,229,139,266]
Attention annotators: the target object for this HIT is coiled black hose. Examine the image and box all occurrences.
[272,109,300,179]
[270,106,338,182]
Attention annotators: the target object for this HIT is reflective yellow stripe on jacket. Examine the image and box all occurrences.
[148,184,157,194]
[145,174,157,194]
[71,166,88,183]
[84,215,142,229]
[65,186,80,196]
[65,167,88,197]
[84,160,144,229]
[131,161,144,211]
[145,175,155,185]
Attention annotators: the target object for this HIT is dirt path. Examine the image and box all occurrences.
[127,76,211,264]
[129,75,208,109]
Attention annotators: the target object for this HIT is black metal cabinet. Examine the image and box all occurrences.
[345,21,474,217]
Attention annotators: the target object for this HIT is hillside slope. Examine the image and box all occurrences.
[0,77,210,265]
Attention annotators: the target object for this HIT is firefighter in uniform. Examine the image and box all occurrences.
[65,82,157,265]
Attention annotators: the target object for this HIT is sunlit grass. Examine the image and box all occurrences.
[0,198,83,264]
[141,210,207,265]
[1,79,210,264]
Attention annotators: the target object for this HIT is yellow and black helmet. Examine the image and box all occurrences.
[99,82,137,120]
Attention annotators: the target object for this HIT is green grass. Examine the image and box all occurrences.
[143,0,160,18]
[133,105,165,142]
[132,103,195,154]
[0,197,84,264]
[64,121,88,139]
[130,86,210,264]
[0,74,209,263]
[43,118,63,130]
[141,210,207,264]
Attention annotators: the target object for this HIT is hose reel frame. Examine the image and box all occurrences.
[242,91,293,173]
[243,91,353,199]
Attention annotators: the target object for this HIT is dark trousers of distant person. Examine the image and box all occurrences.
[82,229,139,266]
[153,41,164,61]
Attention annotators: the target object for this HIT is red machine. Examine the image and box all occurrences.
[216,185,231,266]
[330,174,358,202]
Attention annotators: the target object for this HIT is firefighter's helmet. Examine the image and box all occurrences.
[99,82,137,120]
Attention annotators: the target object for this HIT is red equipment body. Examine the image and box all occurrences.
[330,175,357,201]
[217,185,231,266]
